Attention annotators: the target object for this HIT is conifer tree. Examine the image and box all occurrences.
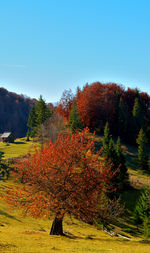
[69,100,82,133]
[136,128,148,170]
[132,98,142,119]
[103,122,111,155]
[36,95,52,126]
[102,124,128,193]
[115,137,129,189]
[27,96,53,139]
[132,97,144,140]
[27,105,37,137]
[118,99,133,142]
[134,187,150,238]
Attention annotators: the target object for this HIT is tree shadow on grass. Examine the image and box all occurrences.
[0,210,22,222]
[112,188,142,237]
[14,141,26,144]
[63,233,132,242]
[0,152,5,157]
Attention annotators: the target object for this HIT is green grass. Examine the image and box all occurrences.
[0,180,150,253]
[0,138,39,159]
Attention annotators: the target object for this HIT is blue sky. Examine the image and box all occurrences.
[0,0,150,102]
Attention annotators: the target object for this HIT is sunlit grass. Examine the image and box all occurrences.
[0,138,39,159]
[0,181,150,253]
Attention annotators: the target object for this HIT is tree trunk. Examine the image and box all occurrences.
[50,216,64,235]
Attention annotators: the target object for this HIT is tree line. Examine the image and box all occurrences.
[0,88,36,137]
[57,82,150,144]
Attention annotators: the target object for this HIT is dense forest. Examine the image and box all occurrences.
[57,82,150,144]
[0,88,36,137]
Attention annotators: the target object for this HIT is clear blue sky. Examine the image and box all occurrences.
[0,0,150,102]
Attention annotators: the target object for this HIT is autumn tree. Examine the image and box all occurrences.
[56,89,74,121]
[5,129,121,235]
[39,110,66,143]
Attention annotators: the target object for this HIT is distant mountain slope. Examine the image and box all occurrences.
[0,87,36,137]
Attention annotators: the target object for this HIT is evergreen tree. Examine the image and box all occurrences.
[102,124,128,193]
[69,100,82,133]
[134,187,150,238]
[132,98,142,119]
[115,137,129,189]
[27,96,53,139]
[35,96,53,146]
[132,97,144,140]
[118,99,134,142]
[27,105,37,137]
[136,128,148,170]
[36,95,52,126]
[26,129,30,141]
[102,122,111,155]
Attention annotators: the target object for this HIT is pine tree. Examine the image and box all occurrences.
[118,99,134,142]
[27,105,37,137]
[69,100,82,133]
[132,97,142,119]
[115,137,129,189]
[136,128,148,170]
[134,187,150,238]
[36,95,52,126]
[103,122,111,155]
[132,97,144,140]
[102,124,128,193]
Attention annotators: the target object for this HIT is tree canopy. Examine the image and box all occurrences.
[57,83,150,143]
[5,129,121,235]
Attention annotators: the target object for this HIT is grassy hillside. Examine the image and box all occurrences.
[0,182,150,253]
[0,136,150,252]
[0,138,39,159]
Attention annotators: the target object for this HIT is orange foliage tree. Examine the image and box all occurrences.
[5,129,121,235]
[56,89,74,121]
[77,82,123,133]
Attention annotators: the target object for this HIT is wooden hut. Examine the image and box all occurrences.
[0,132,16,143]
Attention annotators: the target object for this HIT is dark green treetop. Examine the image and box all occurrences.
[136,128,148,170]
[27,105,37,137]
[134,187,150,238]
[36,95,52,125]
[69,100,82,133]
[102,123,128,193]
[102,122,111,155]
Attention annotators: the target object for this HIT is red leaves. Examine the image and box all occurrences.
[6,129,115,222]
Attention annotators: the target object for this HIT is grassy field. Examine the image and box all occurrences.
[0,138,39,159]
[0,181,150,253]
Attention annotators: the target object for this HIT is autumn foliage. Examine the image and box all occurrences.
[57,83,150,143]
[5,129,120,235]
